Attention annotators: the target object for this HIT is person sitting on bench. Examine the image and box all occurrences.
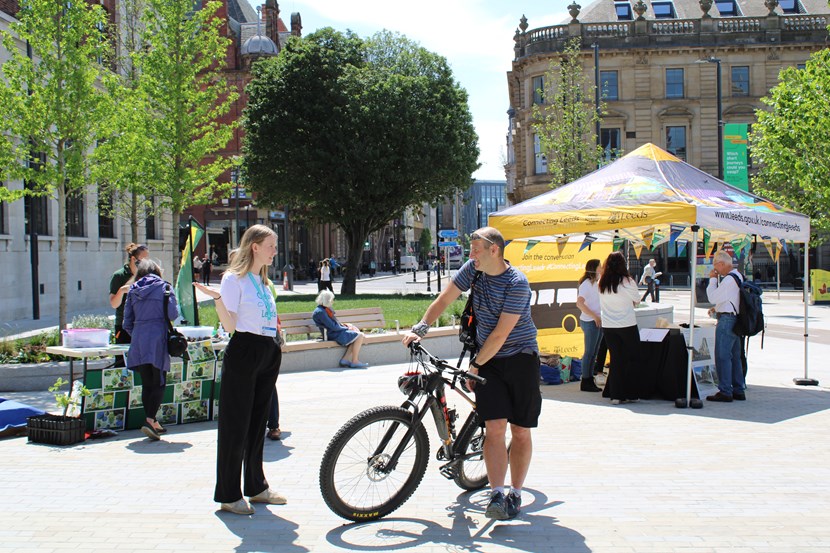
[312,290,368,368]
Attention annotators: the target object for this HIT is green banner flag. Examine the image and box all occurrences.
[703,229,712,259]
[523,239,540,255]
[175,218,205,325]
[723,123,749,191]
[612,235,625,252]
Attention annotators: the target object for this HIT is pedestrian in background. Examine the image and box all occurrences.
[599,251,642,405]
[123,259,179,440]
[319,259,334,292]
[194,224,286,515]
[201,254,212,285]
[312,290,368,368]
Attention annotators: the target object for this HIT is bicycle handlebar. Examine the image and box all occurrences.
[408,342,487,385]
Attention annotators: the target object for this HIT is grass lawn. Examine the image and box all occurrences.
[196,293,467,332]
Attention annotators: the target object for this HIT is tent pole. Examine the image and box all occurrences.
[677,225,702,408]
[794,242,817,385]
[776,255,780,300]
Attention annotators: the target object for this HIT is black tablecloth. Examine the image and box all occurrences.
[602,328,698,401]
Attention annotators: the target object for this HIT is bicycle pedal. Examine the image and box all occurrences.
[436,448,448,461]
[438,461,458,480]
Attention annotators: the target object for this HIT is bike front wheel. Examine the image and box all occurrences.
[453,412,489,491]
[319,405,429,521]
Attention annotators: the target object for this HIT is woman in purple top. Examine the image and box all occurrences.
[123,259,179,440]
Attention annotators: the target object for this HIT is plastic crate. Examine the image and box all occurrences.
[27,414,86,446]
[61,328,111,348]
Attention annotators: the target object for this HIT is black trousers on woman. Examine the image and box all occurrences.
[603,325,642,402]
[134,363,165,421]
[214,332,281,503]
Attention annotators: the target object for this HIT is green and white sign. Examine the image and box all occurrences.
[723,123,749,191]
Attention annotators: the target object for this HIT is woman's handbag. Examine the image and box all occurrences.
[459,271,482,351]
[164,288,188,357]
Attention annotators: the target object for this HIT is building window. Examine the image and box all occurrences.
[716,0,740,16]
[24,160,50,236]
[66,189,85,237]
[665,126,687,161]
[533,134,547,175]
[145,196,157,241]
[532,75,545,105]
[652,1,676,18]
[614,2,633,20]
[600,70,619,100]
[779,0,800,14]
[731,66,749,97]
[97,183,115,239]
[601,128,622,163]
[665,68,684,99]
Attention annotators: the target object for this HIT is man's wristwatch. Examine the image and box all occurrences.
[411,320,430,338]
[470,360,482,370]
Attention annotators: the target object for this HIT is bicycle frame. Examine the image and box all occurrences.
[372,352,481,477]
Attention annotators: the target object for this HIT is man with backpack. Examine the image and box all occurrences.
[705,250,747,402]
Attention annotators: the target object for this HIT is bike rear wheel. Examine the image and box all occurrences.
[319,406,429,521]
[452,412,489,491]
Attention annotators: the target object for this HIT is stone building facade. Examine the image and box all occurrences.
[505,0,829,204]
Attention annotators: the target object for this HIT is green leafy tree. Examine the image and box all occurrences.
[532,38,604,188]
[92,0,154,243]
[121,0,237,271]
[751,48,830,243]
[243,29,479,294]
[0,0,111,329]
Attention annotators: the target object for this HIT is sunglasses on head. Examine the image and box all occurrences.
[471,233,495,245]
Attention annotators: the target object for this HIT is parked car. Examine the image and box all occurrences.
[399,255,418,271]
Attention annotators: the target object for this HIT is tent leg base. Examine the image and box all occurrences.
[689,398,703,409]
[793,377,819,386]
[675,398,687,409]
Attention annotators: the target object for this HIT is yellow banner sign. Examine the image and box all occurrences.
[507,239,613,357]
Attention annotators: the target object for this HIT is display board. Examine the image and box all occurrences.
[80,340,223,431]
[680,324,717,399]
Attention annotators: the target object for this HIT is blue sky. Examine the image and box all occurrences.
[263,0,573,180]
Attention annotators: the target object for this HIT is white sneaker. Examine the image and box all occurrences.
[220,498,255,515]
[611,399,622,405]
[249,488,287,505]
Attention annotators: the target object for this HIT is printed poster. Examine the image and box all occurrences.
[181,400,209,423]
[85,390,115,412]
[186,340,216,364]
[102,368,134,391]
[94,408,126,431]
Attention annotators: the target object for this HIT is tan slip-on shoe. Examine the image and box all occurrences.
[220,498,255,515]
[249,488,287,505]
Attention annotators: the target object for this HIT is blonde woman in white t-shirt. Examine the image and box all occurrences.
[598,251,642,405]
[194,224,286,515]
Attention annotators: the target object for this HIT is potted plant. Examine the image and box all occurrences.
[27,378,91,446]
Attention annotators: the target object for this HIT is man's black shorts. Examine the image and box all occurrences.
[475,351,542,428]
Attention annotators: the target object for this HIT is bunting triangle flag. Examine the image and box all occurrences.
[706,241,717,260]
[730,237,744,256]
[762,236,774,259]
[702,229,712,259]
[556,235,569,255]
[669,224,685,245]
[741,234,753,256]
[774,240,782,263]
[676,239,688,257]
[579,235,597,253]
[633,243,644,260]
[780,238,789,255]
[642,228,654,251]
[612,235,625,252]
[651,230,666,250]
[523,239,540,255]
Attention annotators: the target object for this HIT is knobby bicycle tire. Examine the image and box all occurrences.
[452,412,489,491]
[319,405,429,522]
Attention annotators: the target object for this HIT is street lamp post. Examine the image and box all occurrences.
[698,57,723,179]
[245,204,251,233]
[477,202,482,229]
[592,42,601,168]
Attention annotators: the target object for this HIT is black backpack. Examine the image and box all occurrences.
[728,273,765,337]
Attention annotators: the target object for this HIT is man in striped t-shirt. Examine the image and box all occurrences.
[403,226,540,521]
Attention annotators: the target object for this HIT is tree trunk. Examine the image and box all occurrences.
[57,181,68,331]
[130,190,138,243]
[340,230,365,295]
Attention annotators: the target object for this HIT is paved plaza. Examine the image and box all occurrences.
[2,291,830,552]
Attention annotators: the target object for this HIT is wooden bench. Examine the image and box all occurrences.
[279,307,392,342]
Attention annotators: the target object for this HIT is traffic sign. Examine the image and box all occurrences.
[438,229,459,239]
[438,241,458,248]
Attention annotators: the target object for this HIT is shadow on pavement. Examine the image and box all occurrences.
[543,383,829,424]
[324,488,586,552]
[263,434,294,462]
[215,507,308,553]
